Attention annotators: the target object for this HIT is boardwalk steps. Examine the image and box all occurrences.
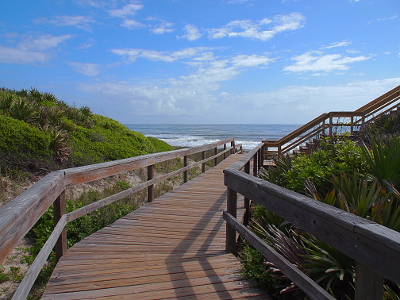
[42,154,270,299]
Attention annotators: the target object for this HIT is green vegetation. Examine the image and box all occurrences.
[0,87,172,176]
[241,128,400,298]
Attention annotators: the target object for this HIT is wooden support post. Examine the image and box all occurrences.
[183,155,188,183]
[278,145,282,156]
[329,114,333,137]
[231,141,235,154]
[202,151,206,173]
[243,162,250,226]
[253,152,258,176]
[147,165,154,202]
[258,148,263,171]
[355,262,384,300]
[226,187,237,254]
[223,143,227,159]
[350,116,354,134]
[54,190,67,262]
[214,147,218,166]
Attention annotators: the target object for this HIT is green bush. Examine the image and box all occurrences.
[263,138,366,194]
[147,136,173,152]
[0,116,52,166]
[69,115,156,165]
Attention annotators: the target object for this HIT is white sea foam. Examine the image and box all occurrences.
[126,124,300,151]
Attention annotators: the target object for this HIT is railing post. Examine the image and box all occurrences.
[231,141,235,154]
[253,152,258,176]
[350,116,354,134]
[147,164,154,202]
[329,113,333,137]
[226,187,237,254]
[54,190,67,262]
[202,151,206,173]
[243,162,250,226]
[258,147,263,170]
[214,147,218,166]
[183,155,188,183]
[224,143,227,159]
[355,262,383,300]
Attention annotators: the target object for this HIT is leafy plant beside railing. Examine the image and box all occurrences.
[242,137,400,299]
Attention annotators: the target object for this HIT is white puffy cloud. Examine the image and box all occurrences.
[108,4,143,17]
[0,46,48,64]
[35,15,95,31]
[284,51,370,73]
[18,34,74,51]
[178,24,202,41]
[69,62,100,76]
[322,40,351,49]
[0,34,73,64]
[207,13,305,41]
[121,19,146,29]
[111,47,208,62]
[151,21,175,34]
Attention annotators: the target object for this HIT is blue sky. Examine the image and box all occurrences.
[0,0,399,124]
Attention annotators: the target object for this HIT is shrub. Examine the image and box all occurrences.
[147,136,173,152]
[0,116,53,174]
[262,138,366,194]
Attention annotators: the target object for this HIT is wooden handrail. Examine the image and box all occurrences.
[263,84,400,157]
[355,84,400,113]
[0,138,239,299]
[223,145,400,300]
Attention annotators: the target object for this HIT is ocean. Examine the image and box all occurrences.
[125,124,301,151]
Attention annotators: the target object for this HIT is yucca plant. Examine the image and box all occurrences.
[332,173,381,218]
[300,234,355,299]
[9,97,37,122]
[361,137,400,189]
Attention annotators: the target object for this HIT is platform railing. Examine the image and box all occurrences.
[223,143,400,300]
[0,138,241,299]
[263,84,400,158]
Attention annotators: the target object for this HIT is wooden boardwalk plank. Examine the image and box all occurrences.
[43,154,270,299]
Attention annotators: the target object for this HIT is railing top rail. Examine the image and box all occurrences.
[355,84,400,113]
[276,113,328,145]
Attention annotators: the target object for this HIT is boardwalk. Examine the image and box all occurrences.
[42,154,269,299]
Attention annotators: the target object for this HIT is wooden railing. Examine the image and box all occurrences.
[263,84,400,157]
[223,143,400,300]
[0,138,241,300]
